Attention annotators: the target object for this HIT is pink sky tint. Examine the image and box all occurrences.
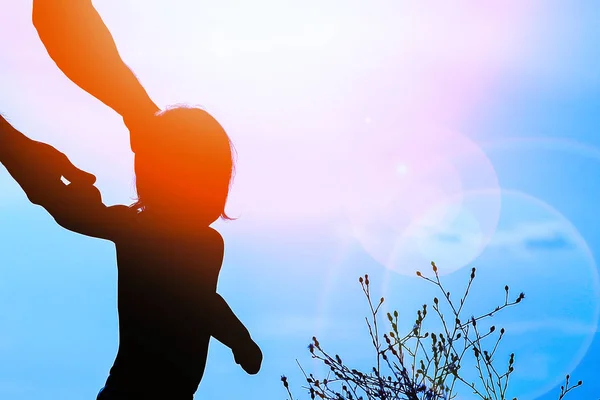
[1,1,540,243]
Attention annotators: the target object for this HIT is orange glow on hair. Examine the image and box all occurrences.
[131,105,236,224]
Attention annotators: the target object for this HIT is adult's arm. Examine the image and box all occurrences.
[32,0,160,127]
[0,115,31,161]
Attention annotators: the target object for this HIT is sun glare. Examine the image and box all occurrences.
[395,164,408,175]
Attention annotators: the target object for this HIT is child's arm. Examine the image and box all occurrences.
[32,0,160,132]
[38,182,132,242]
[209,293,252,348]
[209,293,263,375]
[1,115,129,242]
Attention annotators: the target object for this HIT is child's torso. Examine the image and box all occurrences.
[106,212,224,395]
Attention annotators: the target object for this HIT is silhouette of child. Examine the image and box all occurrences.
[2,1,264,398]
[1,111,263,399]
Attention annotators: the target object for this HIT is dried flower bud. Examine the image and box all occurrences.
[416,271,422,277]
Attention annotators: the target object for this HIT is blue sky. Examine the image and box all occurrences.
[1,1,599,399]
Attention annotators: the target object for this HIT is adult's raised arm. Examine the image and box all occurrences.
[32,0,160,129]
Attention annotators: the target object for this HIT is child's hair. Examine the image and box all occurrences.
[130,105,237,224]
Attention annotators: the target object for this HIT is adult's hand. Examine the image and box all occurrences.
[0,115,96,205]
[27,139,96,184]
[13,140,97,206]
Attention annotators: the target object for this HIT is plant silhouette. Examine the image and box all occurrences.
[282,263,585,400]
[0,2,262,399]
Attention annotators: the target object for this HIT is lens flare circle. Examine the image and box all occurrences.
[376,189,599,400]
[388,189,501,275]
[344,123,500,276]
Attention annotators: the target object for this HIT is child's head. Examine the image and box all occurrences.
[131,105,236,225]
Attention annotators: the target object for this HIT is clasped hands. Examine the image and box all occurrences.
[1,115,104,219]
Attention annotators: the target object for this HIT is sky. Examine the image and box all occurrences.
[0,0,599,399]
